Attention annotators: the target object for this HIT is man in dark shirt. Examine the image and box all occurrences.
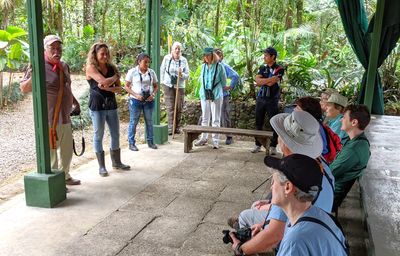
[252,47,284,154]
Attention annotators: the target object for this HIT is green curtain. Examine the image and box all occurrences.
[336,0,400,114]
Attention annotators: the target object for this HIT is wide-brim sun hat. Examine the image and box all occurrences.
[270,111,323,159]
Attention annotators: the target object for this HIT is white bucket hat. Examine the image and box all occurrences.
[270,111,323,158]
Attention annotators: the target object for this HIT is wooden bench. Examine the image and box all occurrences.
[182,125,273,153]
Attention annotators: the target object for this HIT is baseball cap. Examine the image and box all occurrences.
[264,154,323,193]
[327,93,348,108]
[203,47,214,55]
[261,47,277,56]
[270,111,323,158]
[43,35,62,48]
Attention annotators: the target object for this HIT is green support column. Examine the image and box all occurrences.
[24,0,66,208]
[364,0,385,111]
[150,0,168,144]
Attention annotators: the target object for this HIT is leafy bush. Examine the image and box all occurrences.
[2,81,25,104]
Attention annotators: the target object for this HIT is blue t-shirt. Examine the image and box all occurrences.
[277,205,347,256]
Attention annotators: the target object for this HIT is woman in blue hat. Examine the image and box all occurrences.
[194,47,227,149]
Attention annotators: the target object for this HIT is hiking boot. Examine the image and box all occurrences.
[269,147,277,155]
[251,145,262,153]
[227,217,239,229]
[194,139,207,146]
[96,151,108,177]
[129,144,139,151]
[225,137,233,145]
[148,143,158,149]
[110,148,130,170]
[65,177,81,185]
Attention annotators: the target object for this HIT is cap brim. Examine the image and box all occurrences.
[264,156,281,170]
[270,113,323,159]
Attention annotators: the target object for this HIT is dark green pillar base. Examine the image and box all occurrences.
[153,124,168,145]
[24,171,66,208]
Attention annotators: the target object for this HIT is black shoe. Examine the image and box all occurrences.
[168,130,173,135]
[225,137,233,145]
[148,143,158,149]
[129,144,139,151]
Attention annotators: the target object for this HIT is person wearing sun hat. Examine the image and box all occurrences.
[20,34,81,187]
[227,111,335,255]
[194,47,227,149]
[325,93,349,143]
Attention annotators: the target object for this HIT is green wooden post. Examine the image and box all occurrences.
[24,0,66,208]
[145,0,152,55]
[150,0,168,144]
[364,0,385,111]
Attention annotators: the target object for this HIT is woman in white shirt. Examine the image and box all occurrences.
[160,42,190,135]
[125,53,159,151]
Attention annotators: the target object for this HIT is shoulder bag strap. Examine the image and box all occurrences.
[296,216,349,255]
[49,67,65,149]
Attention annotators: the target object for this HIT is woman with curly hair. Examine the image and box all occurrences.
[86,42,130,177]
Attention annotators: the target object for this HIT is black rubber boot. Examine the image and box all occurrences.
[96,151,108,177]
[110,148,131,170]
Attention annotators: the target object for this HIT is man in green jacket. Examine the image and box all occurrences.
[330,104,371,214]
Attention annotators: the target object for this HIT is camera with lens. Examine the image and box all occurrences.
[222,227,252,244]
[205,89,214,101]
[170,74,178,85]
[142,90,151,101]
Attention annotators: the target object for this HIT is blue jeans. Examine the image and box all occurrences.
[89,109,120,153]
[128,98,154,145]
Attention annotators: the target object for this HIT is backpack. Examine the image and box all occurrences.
[322,123,342,164]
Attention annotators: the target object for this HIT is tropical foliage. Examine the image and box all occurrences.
[0,0,399,112]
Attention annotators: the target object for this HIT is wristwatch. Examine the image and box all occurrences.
[235,242,245,256]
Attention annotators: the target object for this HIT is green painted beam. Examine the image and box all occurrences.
[364,0,385,111]
[26,0,51,174]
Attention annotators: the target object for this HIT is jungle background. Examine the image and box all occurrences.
[0,0,399,115]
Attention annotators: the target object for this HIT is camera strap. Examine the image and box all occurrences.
[167,58,181,77]
[139,70,152,92]
[72,114,85,157]
[202,62,220,93]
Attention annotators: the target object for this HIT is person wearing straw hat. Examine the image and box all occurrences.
[160,42,190,135]
[20,35,81,186]
[194,47,227,149]
[326,93,349,143]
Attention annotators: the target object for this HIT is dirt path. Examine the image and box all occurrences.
[0,74,131,199]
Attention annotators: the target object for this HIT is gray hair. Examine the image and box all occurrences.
[171,42,182,53]
[275,171,319,202]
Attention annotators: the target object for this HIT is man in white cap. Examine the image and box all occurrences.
[20,35,81,186]
[228,111,335,255]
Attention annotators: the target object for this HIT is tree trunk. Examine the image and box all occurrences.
[101,1,109,37]
[285,5,293,29]
[214,0,221,38]
[83,0,95,26]
[0,72,3,108]
[56,1,63,38]
[5,72,13,106]
[296,0,303,26]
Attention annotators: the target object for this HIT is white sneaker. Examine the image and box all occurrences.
[269,147,277,155]
[194,139,207,146]
[251,146,262,153]
[213,144,219,149]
